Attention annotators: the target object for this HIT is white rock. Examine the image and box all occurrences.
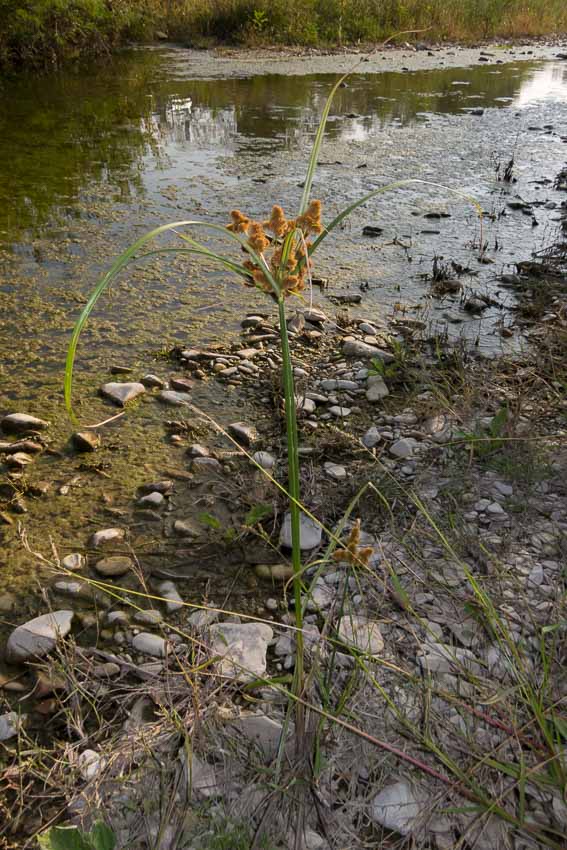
[78,749,103,781]
[0,712,23,742]
[418,641,482,676]
[61,553,85,571]
[328,405,351,418]
[137,491,165,508]
[370,780,422,835]
[252,451,275,470]
[100,382,145,406]
[324,462,347,480]
[132,633,167,657]
[338,615,384,655]
[6,610,74,662]
[1,413,49,434]
[306,580,334,612]
[157,581,184,612]
[295,396,316,414]
[90,527,125,547]
[280,512,322,550]
[366,375,389,402]
[527,564,544,587]
[209,622,273,682]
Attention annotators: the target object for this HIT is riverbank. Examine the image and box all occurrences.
[1,0,567,73]
[1,209,566,846]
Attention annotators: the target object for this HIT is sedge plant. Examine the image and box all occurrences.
[64,68,483,743]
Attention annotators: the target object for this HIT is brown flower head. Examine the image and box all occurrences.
[227,209,250,234]
[264,205,290,239]
[247,222,270,253]
[296,200,323,236]
[332,519,373,568]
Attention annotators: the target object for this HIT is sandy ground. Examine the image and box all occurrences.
[151,39,567,79]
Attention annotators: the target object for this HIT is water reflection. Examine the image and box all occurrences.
[0,52,566,243]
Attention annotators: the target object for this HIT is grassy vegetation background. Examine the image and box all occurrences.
[1,0,566,70]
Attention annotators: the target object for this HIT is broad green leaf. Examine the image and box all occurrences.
[37,825,93,850]
[90,824,116,850]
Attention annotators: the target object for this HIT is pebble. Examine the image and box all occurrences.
[138,480,174,495]
[343,338,392,361]
[328,405,351,417]
[137,491,165,508]
[173,518,200,537]
[209,622,273,682]
[132,633,167,657]
[0,712,23,742]
[265,598,278,612]
[390,438,414,459]
[323,462,347,480]
[252,451,275,470]
[295,396,316,414]
[366,375,389,402]
[227,421,258,446]
[6,610,74,662]
[78,749,103,780]
[90,528,125,548]
[279,512,322,550]
[61,553,85,571]
[141,374,165,388]
[370,781,422,835]
[188,609,219,628]
[71,431,100,452]
[320,379,358,391]
[192,457,222,472]
[134,609,163,626]
[338,615,384,655]
[94,556,132,577]
[158,390,191,406]
[157,581,184,612]
[100,382,146,406]
[362,426,381,448]
[1,413,49,434]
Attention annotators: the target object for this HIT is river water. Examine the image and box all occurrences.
[1,49,566,598]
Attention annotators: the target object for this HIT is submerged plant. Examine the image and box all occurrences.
[65,65,482,751]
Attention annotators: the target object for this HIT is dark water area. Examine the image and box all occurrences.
[0,49,566,596]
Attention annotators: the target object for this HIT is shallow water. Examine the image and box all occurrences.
[1,49,566,597]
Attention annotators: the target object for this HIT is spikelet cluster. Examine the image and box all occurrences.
[226,202,323,298]
[333,519,374,568]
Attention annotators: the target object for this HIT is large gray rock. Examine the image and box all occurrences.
[100,382,146,406]
[370,780,422,835]
[1,413,49,434]
[6,611,74,662]
[209,622,273,682]
[280,511,322,550]
[252,451,276,470]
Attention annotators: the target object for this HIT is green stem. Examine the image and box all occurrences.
[278,297,305,744]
